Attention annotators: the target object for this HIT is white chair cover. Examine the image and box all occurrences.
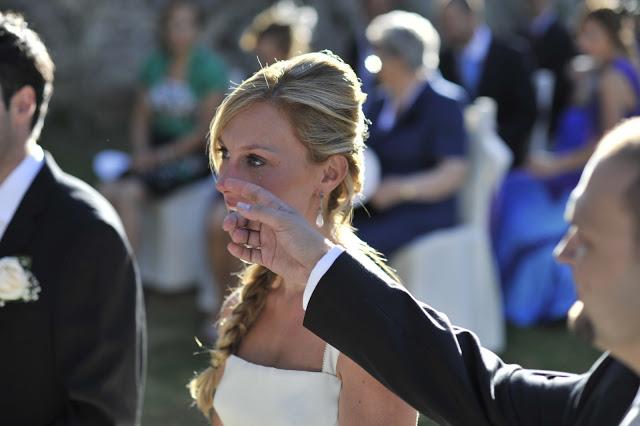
[138,178,217,312]
[391,97,511,352]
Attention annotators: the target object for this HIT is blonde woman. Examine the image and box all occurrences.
[190,51,418,426]
[205,0,317,337]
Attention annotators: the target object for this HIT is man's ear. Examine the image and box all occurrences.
[321,155,349,193]
[10,86,37,126]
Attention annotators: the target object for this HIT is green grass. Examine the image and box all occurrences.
[142,290,601,426]
[142,291,210,426]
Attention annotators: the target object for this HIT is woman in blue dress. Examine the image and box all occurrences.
[353,11,468,258]
[494,7,640,326]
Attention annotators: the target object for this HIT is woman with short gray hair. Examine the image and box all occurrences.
[353,10,470,257]
[365,10,441,74]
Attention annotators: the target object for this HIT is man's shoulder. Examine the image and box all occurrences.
[545,19,572,41]
[489,34,531,59]
[584,354,639,386]
[565,354,640,425]
[45,161,128,245]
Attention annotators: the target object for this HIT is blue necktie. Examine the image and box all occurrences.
[458,54,481,98]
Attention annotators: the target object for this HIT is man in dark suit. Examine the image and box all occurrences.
[217,116,640,424]
[438,0,537,168]
[0,12,145,425]
[525,0,577,136]
[344,0,399,102]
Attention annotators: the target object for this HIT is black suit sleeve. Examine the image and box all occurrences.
[304,251,586,426]
[497,48,537,168]
[51,222,145,426]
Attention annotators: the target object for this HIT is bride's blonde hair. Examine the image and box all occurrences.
[188,51,397,420]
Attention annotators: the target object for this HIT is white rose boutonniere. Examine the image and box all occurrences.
[0,257,41,307]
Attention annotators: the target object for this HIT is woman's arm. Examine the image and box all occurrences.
[371,157,468,211]
[130,89,155,172]
[599,67,634,132]
[527,144,596,177]
[528,67,635,177]
[337,353,418,426]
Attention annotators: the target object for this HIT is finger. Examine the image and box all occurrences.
[236,202,293,231]
[227,242,263,266]
[229,227,250,246]
[247,227,261,248]
[250,244,264,265]
[222,212,239,233]
[245,219,262,232]
[222,211,249,233]
[227,242,251,263]
[218,178,285,209]
[229,226,262,249]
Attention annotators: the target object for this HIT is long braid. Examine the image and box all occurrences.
[189,265,274,419]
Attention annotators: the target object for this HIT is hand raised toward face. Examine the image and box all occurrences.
[217,178,334,290]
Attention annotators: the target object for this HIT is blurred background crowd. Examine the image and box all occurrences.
[5,0,640,424]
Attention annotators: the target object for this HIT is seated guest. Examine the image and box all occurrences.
[353,11,468,258]
[239,0,317,65]
[494,7,640,326]
[524,0,577,136]
[439,0,537,168]
[101,0,228,252]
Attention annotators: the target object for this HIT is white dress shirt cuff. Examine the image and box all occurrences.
[303,245,345,310]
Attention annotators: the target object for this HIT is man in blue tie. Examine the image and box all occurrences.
[439,0,537,168]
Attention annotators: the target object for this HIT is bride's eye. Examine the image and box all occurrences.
[215,146,229,160]
[247,154,266,167]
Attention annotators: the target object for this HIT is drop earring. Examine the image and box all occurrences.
[315,191,325,228]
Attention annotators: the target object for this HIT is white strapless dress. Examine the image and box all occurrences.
[213,344,341,426]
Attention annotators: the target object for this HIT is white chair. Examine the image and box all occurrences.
[391,97,511,352]
[138,178,218,312]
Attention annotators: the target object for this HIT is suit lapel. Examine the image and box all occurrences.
[440,50,461,86]
[476,40,496,98]
[0,155,56,257]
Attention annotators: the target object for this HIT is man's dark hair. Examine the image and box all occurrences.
[239,2,315,60]
[442,0,485,16]
[0,11,54,140]
[582,8,635,59]
[256,24,294,58]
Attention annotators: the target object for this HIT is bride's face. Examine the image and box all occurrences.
[215,101,325,224]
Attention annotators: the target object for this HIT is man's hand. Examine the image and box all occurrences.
[217,178,334,291]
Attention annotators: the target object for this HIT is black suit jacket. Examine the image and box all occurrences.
[528,18,577,136]
[0,154,146,425]
[440,37,537,168]
[304,252,639,426]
